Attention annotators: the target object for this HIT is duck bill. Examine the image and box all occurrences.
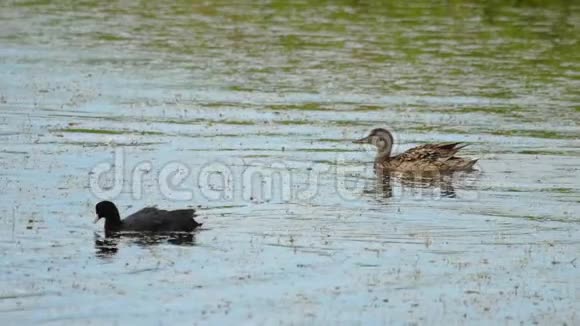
[352,136,370,144]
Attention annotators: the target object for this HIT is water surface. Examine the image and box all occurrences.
[1,1,579,324]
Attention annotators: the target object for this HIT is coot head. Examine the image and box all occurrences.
[95,201,121,223]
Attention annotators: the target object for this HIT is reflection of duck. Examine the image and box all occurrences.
[397,172,457,198]
[371,172,457,200]
[353,128,478,172]
[95,201,202,236]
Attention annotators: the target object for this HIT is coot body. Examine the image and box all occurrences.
[95,201,202,235]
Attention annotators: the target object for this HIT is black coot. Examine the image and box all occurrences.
[95,201,202,235]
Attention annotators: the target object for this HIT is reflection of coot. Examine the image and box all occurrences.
[132,233,197,247]
[167,233,196,246]
[94,236,120,258]
[94,201,202,236]
[94,232,197,258]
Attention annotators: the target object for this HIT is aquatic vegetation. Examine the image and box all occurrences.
[53,128,163,135]
[491,129,578,139]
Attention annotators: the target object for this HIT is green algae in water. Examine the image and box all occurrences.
[518,150,580,156]
[409,125,471,135]
[491,129,578,139]
[275,120,311,125]
[55,128,125,135]
[453,107,519,115]
[220,120,255,126]
[161,118,255,126]
[93,33,129,42]
[317,138,352,143]
[53,128,163,135]
[264,103,330,111]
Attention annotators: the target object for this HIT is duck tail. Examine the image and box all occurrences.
[463,158,479,170]
[439,143,469,158]
[455,143,469,151]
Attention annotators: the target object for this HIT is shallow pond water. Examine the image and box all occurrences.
[1,1,579,325]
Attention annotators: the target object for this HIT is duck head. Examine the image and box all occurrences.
[353,128,395,159]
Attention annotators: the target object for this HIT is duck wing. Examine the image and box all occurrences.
[122,207,201,232]
[385,142,476,171]
[396,143,467,162]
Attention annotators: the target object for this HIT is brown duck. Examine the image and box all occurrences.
[353,128,478,172]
